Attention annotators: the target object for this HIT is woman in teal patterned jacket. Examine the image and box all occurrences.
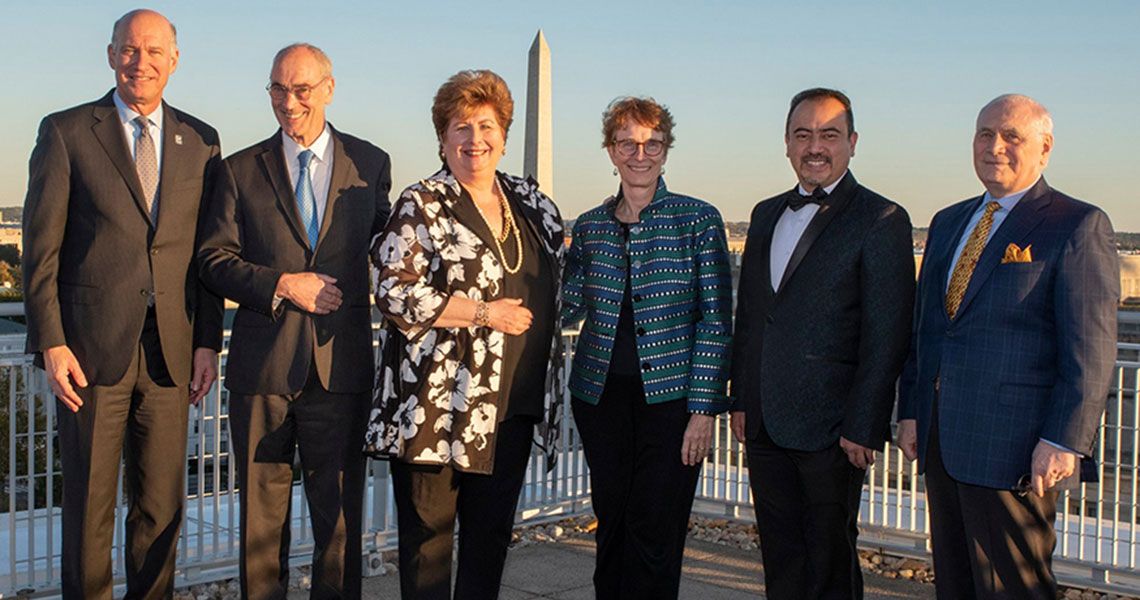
[562,97,733,599]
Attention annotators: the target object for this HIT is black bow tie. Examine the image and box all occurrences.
[787,186,828,211]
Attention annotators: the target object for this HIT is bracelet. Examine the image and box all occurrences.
[474,300,491,327]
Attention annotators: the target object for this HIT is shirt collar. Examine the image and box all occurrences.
[797,170,847,197]
[113,90,164,131]
[981,177,1039,213]
[281,123,332,166]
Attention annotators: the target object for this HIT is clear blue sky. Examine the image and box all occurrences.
[4,1,1138,230]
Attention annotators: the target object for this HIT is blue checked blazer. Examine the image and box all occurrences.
[898,178,1119,489]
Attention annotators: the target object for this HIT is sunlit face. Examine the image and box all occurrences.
[607,122,667,189]
[106,11,179,116]
[973,100,1053,198]
[442,104,505,182]
[270,49,334,146]
[785,97,857,191]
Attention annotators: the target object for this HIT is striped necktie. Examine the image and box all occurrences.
[945,201,1001,319]
[296,149,319,248]
[134,116,159,223]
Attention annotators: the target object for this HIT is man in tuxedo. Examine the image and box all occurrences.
[897,94,1118,598]
[729,88,914,599]
[198,44,391,599]
[21,9,223,598]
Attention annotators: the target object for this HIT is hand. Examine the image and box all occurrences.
[839,436,876,470]
[730,411,746,443]
[1030,440,1078,497]
[43,344,88,412]
[897,419,918,461]
[681,414,714,466]
[276,272,342,314]
[487,298,533,335]
[188,347,218,406]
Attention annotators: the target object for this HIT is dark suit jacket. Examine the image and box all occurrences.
[198,126,391,396]
[898,178,1118,489]
[22,90,224,386]
[731,172,915,452]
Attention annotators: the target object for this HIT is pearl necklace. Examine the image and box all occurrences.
[471,178,523,274]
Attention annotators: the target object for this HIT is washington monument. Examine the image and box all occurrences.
[524,30,553,198]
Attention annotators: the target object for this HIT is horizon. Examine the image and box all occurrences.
[4,1,1138,230]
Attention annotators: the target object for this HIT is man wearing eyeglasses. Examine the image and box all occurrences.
[897,94,1118,598]
[21,10,223,598]
[198,43,391,599]
[730,88,915,599]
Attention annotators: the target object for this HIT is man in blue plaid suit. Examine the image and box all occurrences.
[897,94,1119,599]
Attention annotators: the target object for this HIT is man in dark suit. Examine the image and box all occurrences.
[729,88,915,599]
[897,94,1118,598]
[198,43,391,599]
[21,9,223,598]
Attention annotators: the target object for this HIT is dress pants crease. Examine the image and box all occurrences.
[57,312,185,600]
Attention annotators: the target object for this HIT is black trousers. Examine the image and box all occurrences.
[745,421,866,600]
[571,374,701,600]
[391,415,535,600]
[925,404,1058,599]
[56,310,185,600]
[228,374,370,600]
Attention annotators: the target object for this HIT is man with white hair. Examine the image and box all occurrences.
[22,9,222,598]
[897,94,1119,598]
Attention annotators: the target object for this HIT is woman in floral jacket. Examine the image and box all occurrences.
[364,70,565,599]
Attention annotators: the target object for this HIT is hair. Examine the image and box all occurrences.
[272,43,334,78]
[431,70,514,142]
[111,9,178,49]
[785,88,855,135]
[600,97,676,149]
[979,94,1054,136]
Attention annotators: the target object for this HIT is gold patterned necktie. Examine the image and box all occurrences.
[134,116,159,223]
[945,201,1001,319]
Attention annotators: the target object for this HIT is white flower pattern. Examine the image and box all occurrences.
[363,169,566,474]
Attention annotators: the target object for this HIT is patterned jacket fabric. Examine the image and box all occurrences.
[364,168,566,474]
[562,178,733,413]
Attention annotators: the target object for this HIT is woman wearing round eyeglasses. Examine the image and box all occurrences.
[365,69,566,600]
[562,97,733,599]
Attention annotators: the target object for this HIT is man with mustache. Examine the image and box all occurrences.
[730,88,915,599]
[897,94,1117,598]
[21,9,223,598]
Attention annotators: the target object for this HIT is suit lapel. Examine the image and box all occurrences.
[777,173,857,294]
[257,133,310,250]
[154,103,188,233]
[506,174,561,271]
[954,178,1051,318]
[315,127,351,254]
[90,93,150,223]
[750,195,786,299]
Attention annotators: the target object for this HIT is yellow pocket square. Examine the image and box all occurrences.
[1001,243,1033,264]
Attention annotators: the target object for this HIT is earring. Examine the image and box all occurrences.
[661,167,666,175]
[613,168,618,176]
[502,148,507,156]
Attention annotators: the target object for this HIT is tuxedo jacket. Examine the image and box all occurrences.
[898,178,1118,489]
[198,127,391,396]
[731,172,915,451]
[22,90,224,386]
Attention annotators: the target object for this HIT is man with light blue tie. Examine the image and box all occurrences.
[197,43,391,599]
[897,94,1118,598]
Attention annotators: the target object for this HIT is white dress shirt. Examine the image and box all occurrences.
[769,172,846,291]
[281,125,334,230]
[113,91,164,173]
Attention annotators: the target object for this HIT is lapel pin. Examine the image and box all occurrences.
[174,134,183,145]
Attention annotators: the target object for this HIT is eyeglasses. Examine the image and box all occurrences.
[612,138,665,158]
[266,76,328,101]
[1015,473,1033,497]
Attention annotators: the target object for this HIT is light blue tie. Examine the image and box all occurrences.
[295,149,319,248]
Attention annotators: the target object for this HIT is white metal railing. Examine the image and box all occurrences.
[1,324,1139,596]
